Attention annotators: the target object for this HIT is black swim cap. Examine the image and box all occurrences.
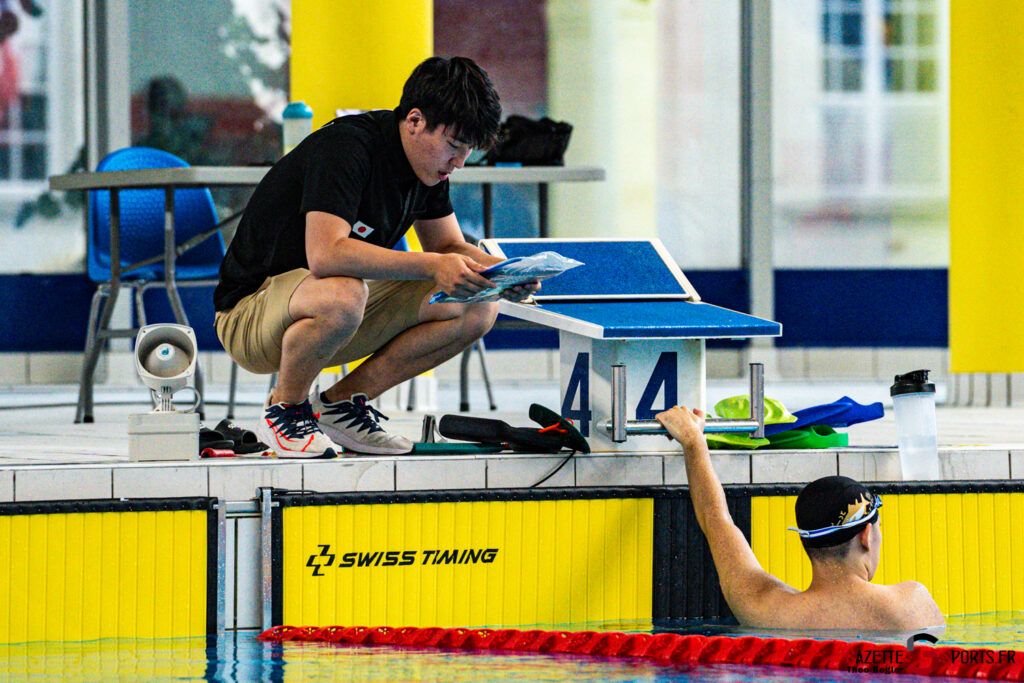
[793,476,881,549]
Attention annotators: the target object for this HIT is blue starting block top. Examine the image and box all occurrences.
[480,238,781,341]
[502,300,780,340]
[480,238,699,301]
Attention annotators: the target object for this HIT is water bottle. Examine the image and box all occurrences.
[890,369,940,480]
[282,101,314,155]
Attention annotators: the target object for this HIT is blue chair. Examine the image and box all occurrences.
[77,147,239,422]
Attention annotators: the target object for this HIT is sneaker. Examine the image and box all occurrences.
[256,396,339,459]
[312,392,414,455]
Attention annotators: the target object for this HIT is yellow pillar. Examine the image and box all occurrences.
[949,2,1024,372]
[290,1,433,129]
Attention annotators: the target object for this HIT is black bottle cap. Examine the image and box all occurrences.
[890,369,935,397]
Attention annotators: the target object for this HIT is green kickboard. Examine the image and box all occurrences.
[410,442,504,455]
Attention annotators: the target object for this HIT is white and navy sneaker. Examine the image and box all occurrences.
[312,392,414,455]
[256,396,339,459]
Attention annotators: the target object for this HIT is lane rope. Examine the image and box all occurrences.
[258,625,1024,679]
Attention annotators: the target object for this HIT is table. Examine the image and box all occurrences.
[450,165,605,238]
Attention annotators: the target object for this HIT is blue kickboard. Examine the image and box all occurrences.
[490,240,688,298]
[537,301,781,339]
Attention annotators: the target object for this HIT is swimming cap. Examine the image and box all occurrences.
[792,476,881,548]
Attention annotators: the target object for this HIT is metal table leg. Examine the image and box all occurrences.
[162,187,206,419]
[482,183,493,239]
[76,189,123,424]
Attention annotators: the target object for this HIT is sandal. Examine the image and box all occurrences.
[200,426,234,455]
[215,418,271,455]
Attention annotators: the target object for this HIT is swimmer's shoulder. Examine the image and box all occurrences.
[880,580,946,628]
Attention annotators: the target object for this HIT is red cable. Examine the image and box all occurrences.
[257,625,1024,680]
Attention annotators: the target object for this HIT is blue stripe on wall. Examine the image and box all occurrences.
[0,270,950,352]
[0,274,94,352]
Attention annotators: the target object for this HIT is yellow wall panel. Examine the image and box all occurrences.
[281,498,654,628]
[949,2,1024,372]
[0,507,212,644]
[291,0,432,128]
[751,492,1024,616]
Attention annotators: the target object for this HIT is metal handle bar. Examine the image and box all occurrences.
[603,362,765,442]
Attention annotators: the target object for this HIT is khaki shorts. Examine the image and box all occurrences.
[215,269,437,374]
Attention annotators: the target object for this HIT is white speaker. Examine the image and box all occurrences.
[129,324,201,461]
[135,324,198,412]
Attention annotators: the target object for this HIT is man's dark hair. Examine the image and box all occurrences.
[396,56,502,150]
[803,536,856,563]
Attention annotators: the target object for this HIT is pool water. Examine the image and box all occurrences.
[0,614,1020,682]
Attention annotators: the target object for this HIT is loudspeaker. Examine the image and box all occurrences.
[129,324,200,462]
[134,324,197,411]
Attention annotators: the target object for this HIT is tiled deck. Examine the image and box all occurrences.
[2,371,1023,504]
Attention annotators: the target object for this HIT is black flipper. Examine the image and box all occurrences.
[437,415,565,453]
[528,404,591,454]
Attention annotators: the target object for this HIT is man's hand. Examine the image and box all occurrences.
[499,280,541,303]
[655,406,707,452]
[431,253,495,298]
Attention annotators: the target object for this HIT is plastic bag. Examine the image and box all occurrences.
[429,251,583,304]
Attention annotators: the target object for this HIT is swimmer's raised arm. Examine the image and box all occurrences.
[656,406,795,625]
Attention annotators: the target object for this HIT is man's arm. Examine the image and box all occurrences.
[305,210,494,299]
[655,406,796,624]
[415,213,539,302]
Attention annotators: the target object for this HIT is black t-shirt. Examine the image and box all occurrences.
[214,109,454,311]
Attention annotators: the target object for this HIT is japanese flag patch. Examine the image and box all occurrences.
[352,221,374,238]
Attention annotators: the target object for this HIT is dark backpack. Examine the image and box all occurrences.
[484,115,573,166]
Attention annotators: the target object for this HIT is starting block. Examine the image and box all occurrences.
[480,238,782,453]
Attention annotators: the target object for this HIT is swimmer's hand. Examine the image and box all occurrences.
[655,406,706,452]
[431,253,496,299]
[499,280,541,303]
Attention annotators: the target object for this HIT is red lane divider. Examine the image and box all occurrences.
[258,625,1024,680]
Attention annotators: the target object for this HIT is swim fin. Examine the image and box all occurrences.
[437,405,590,454]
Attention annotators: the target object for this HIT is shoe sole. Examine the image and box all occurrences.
[273,447,337,460]
[320,423,413,455]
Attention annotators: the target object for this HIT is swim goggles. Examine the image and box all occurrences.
[787,494,882,539]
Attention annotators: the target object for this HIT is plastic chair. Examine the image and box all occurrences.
[76,147,240,422]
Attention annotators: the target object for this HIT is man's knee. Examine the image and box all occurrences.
[296,275,368,330]
[462,301,499,338]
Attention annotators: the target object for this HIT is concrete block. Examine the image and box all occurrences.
[875,348,946,384]
[396,458,486,491]
[16,467,112,501]
[305,459,396,493]
[113,464,208,497]
[28,352,87,385]
[939,449,1010,480]
[0,353,27,385]
[838,450,903,482]
[1012,450,1024,479]
[208,462,302,501]
[751,452,838,483]
[806,348,874,380]
[664,452,750,485]
[0,470,12,502]
[576,455,663,487]
[487,456,575,488]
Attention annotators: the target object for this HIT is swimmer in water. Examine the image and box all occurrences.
[656,405,944,631]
